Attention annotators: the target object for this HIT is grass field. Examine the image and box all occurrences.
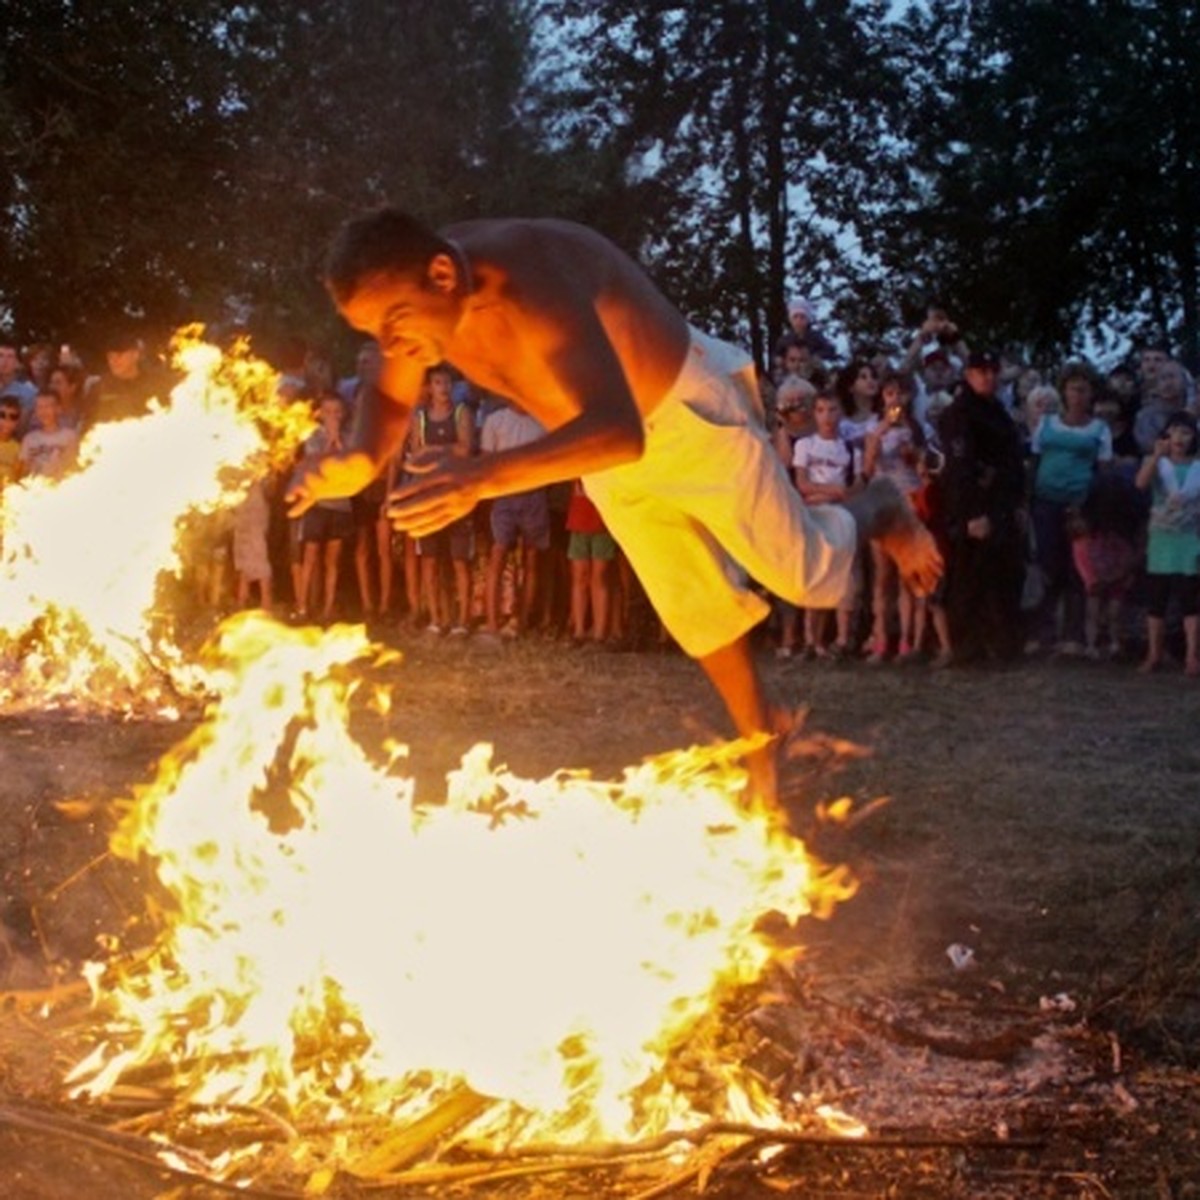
[1,628,1197,1196]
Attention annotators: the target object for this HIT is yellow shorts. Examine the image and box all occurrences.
[584,330,856,658]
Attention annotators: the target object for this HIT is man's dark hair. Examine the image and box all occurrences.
[325,209,454,303]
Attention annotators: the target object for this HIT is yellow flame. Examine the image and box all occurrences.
[1,327,864,1170]
[0,326,313,715]
[68,610,855,1152]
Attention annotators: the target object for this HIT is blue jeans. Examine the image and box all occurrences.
[1031,497,1084,645]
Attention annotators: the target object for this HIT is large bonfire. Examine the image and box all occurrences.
[0,331,860,1190]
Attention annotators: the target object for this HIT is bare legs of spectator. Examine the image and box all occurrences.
[570,556,613,642]
[485,542,540,635]
[376,517,395,618]
[236,571,273,612]
[401,535,421,626]
[318,539,342,621]
[1142,613,1199,675]
[419,552,447,631]
[354,523,377,618]
[297,538,342,622]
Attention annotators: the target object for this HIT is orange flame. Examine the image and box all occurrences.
[0,326,312,715]
[66,610,855,1155]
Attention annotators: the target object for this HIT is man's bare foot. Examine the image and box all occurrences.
[743,740,779,814]
[848,477,943,596]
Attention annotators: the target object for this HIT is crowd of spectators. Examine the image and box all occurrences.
[2,304,1199,676]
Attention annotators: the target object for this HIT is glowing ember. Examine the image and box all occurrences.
[66,610,855,1165]
[0,326,312,716]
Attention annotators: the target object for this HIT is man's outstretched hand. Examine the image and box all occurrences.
[285,452,376,518]
[386,455,484,538]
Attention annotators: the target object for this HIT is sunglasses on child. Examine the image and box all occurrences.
[0,411,20,422]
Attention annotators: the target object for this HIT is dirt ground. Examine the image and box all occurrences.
[1,627,1198,1198]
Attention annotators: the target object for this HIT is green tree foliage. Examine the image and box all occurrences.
[0,0,245,349]
[893,0,1200,366]
[0,0,618,360]
[554,0,907,366]
[3,1,1198,371]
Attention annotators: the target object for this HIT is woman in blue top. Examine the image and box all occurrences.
[1028,362,1113,653]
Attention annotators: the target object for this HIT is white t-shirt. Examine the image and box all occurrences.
[481,407,545,454]
[19,427,78,478]
[793,432,856,487]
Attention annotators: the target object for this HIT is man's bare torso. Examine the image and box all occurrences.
[437,218,691,428]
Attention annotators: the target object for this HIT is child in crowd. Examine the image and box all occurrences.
[46,363,86,431]
[294,394,354,623]
[1067,475,1140,660]
[863,369,926,663]
[910,442,955,668]
[19,390,78,479]
[1135,411,1200,675]
[233,476,274,611]
[565,479,616,646]
[0,397,22,491]
[835,358,880,460]
[793,391,861,660]
[408,364,475,635]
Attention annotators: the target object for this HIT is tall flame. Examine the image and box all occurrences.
[0,326,312,715]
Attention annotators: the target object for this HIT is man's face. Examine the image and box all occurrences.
[337,263,462,369]
[0,347,18,381]
[106,347,140,380]
[783,345,809,376]
[1154,360,1186,406]
[923,357,955,390]
[1140,348,1169,386]
[788,310,810,335]
[964,365,998,396]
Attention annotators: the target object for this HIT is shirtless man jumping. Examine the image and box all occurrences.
[289,210,941,805]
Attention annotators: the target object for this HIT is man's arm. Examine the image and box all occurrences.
[387,302,647,537]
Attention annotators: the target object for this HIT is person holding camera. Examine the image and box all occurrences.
[903,305,970,420]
